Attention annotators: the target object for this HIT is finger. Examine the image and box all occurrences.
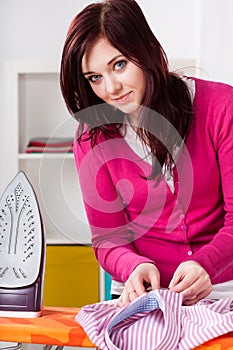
[181,278,202,299]
[169,274,191,292]
[139,266,160,291]
[118,299,126,308]
[127,280,143,300]
[129,276,148,296]
[128,290,138,302]
[149,272,160,291]
[126,280,144,296]
[117,291,130,308]
[134,281,147,295]
[118,287,141,307]
[183,288,212,306]
[182,280,212,305]
[118,282,141,307]
[168,269,183,289]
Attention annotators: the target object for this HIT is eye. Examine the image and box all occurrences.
[87,74,101,83]
[114,60,127,71]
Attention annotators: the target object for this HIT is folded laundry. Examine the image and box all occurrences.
[76,289,233,350]
[27,137,74,147]
[25,137,73,153]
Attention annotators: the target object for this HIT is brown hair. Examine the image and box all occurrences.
[60,0,193,177]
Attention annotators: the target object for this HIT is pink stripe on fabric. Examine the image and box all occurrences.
[76,289,233,350]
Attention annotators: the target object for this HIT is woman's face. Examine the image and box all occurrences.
[82,37,146,118]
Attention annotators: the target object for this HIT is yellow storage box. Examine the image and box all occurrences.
[43,245,99,307]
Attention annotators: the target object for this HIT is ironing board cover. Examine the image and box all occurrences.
[0,306,95,347]
[0,306,233,349]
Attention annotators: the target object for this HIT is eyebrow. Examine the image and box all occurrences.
[82,54,124,76]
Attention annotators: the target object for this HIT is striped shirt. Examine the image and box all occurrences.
[76,289,233,350]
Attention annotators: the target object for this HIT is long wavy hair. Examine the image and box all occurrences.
[60,0,193,178]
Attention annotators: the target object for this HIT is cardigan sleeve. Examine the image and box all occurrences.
[73,129,154,283]
[186,88,233,282]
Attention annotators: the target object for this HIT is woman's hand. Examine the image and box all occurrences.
[169,260,212,305]
[117,263,160,307]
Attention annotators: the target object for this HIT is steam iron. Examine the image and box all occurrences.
[0,171,45,317]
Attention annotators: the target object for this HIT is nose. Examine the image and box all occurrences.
[104,75,121,94]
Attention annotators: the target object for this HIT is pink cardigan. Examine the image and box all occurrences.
[74,77,233,287]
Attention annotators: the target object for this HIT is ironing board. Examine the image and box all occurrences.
[0,306,97,349]
[0,306,233,350]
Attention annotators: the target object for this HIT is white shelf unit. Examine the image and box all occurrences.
[5,61,91,245]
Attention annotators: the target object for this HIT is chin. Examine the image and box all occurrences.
[116,103,140,116]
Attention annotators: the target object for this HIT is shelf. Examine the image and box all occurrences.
[18,153,74,160]
[45,239,91,246]
[4,60,104,303]
[7,60,61,74]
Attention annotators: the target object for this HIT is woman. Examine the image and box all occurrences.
[60,0,233,307]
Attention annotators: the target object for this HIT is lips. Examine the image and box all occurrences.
[113,91,132,103]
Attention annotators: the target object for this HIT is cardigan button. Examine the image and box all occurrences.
[187,250,193,256]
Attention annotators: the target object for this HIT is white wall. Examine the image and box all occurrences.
[137,0,199,59]
[1,0,233,188]
[198,0,233,85]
